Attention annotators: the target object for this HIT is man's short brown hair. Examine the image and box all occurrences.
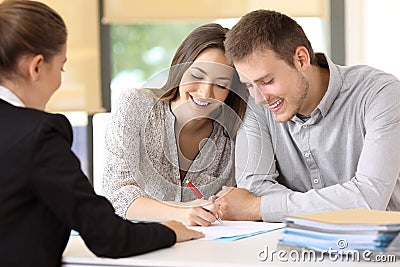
[224,9,317,67]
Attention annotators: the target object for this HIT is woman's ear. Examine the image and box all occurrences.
[294,46,311,71]
[28,54,45,81]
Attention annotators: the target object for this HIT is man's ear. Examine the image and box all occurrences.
[294,46,311,71]
[28,54,45,81]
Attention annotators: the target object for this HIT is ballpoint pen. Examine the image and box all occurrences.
[186,180,223,224]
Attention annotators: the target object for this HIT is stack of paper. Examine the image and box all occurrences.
[279,208,400,251]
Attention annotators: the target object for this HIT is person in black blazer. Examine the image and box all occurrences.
[0,1,203,267]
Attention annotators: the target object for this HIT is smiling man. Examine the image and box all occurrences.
[216,9,400,222]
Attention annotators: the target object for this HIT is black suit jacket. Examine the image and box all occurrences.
[0,99,175,267]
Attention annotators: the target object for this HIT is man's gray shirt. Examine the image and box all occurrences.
[236,54,400,222]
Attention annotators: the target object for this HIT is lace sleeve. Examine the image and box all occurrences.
[102,89,148,218]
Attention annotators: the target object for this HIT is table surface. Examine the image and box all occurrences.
[62,226,399,267]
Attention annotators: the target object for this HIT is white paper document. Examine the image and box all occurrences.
[187,221,284,241]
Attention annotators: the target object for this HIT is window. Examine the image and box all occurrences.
[110,22,205,107]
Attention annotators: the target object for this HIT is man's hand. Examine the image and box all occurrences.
[216,186,262,221]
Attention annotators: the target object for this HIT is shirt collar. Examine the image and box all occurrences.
[316,54,343,117]
[0,85,25,107]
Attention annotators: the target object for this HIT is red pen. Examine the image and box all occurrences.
[186,180,204,199]
[186,180,223,224]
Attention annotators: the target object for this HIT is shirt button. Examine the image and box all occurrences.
[302,124,308,128]
[304,152,311,158]
[313,178,319,184]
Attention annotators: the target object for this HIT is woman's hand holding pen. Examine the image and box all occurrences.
[204,195,223,223]
[184,180,223,226]
[177,197,222,226]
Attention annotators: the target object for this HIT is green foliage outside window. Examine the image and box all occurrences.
[111,22,205,83]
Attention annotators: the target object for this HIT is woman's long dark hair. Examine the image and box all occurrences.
[159,23,247,135]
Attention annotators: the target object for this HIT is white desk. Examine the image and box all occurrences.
[63,226,398,267]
